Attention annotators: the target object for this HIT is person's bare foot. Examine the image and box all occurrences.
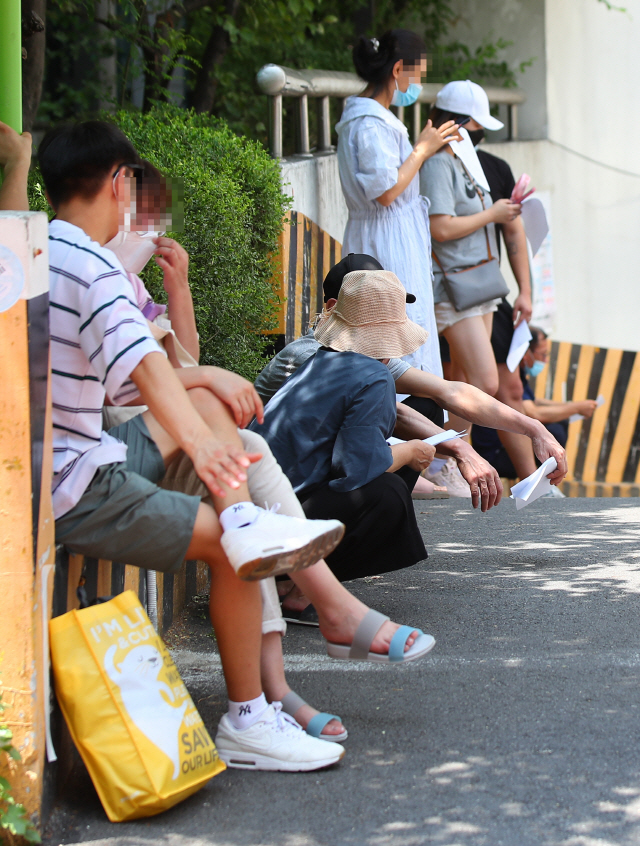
[277,578,294,598]
[317,596,420,655]
[290,702,345,738]
[265,684,345,739]
[281,586,312,615]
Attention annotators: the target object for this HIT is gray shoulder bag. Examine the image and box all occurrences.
[432,159,509,312]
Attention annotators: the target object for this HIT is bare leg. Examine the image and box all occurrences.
[143,386,260,512]
[291,560,420,655]
[260,632,345,737]
[495,363,537,478]
[444,313,499,435]
[183,503,263,702]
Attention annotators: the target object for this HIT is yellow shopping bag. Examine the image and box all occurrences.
[50,590,225,821]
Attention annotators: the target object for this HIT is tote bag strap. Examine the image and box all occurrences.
[454,156,495,262]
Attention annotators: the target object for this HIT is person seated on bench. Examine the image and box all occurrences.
[41,120,351,772]
[102,159,434,743]
[255,254,568,514]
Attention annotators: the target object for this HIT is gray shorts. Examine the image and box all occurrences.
[55,415,200,573]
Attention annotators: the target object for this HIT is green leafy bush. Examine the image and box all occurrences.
[0,686,40,843]
[29,105,289,380]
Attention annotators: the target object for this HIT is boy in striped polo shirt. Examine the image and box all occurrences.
[41,121,346,771]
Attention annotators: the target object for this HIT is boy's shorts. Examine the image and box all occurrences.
[55,415,200,573]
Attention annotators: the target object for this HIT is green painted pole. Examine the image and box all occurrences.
[0,0,23,133]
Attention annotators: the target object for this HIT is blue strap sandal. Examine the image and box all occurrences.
[281,691,348,743]
[325,609,435,663]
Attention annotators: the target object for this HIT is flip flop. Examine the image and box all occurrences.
[326,609,435,664]
[281,691,348,743]
[281,603,319,627]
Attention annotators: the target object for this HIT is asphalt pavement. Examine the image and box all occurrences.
[43,497,640,846]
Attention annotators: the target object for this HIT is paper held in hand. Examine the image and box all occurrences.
[387,429,467,448]
[510,457,558,510]
[568,395,605,423]
[506,320,533,373]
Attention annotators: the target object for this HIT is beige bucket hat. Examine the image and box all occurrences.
[314,269,428,359]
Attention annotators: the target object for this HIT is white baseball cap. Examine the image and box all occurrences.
[435,80,504,131]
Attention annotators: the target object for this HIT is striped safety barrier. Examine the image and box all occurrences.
[533,341,640,497]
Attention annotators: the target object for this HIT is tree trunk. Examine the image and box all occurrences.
[191,0,240,114]
[96,0,117,112]
[21,0,46,131]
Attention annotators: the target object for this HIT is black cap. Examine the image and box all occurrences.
[322,253,416,303]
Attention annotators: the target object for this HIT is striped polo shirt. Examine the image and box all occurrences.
[49,220,165,519]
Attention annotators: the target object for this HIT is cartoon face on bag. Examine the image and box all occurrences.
[87,604,218,784]
[105,644,188,780]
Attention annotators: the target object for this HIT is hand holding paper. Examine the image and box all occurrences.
[511,174,536,204]
[568,395,605,423]
[510,457,558,509]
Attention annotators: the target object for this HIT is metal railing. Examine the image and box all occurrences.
[256,64,525,159]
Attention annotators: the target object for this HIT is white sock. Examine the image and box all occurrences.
[227,693,269,730]
[219,502,261,532]
[427,458,447,476]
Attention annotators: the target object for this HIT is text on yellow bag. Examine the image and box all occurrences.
[50,590,225,821]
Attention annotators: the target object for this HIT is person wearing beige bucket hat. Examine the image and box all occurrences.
[250,269,439,586]
[314,269,429,358]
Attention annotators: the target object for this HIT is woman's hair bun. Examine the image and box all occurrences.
[352,29,426,93]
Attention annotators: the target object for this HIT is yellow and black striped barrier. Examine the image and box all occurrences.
[273,210,343,342]
[533,341,640,497]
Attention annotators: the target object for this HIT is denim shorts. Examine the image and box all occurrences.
[55,415,200,573]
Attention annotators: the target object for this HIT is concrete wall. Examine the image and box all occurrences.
[482,0,640,352]
[446,0,548,141]
[280,154,348,244]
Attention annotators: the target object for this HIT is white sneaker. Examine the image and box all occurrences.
[221,507,345,581]
[215,703,345,771]
[424,458,472,498]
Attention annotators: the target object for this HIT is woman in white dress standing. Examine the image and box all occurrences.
[336,29,461,378]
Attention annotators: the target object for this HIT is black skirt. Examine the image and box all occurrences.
[299,472,427,583]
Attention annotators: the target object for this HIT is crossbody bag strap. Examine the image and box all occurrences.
[454,156,495,262]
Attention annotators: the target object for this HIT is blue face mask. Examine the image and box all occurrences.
[391,81,422,108]
[524,360,545,378]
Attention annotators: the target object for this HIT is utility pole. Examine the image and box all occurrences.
[0,0,23,134]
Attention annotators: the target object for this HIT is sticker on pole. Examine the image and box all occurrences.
[0,244,25,313]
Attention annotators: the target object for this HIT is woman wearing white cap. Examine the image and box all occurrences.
[336,30,462,379]
[420,80,521,430]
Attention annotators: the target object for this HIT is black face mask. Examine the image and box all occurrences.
[467,128,485,147]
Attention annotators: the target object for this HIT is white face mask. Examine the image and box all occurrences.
[104,230,162,275]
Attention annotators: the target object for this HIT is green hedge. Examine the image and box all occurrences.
[29,106,289,379]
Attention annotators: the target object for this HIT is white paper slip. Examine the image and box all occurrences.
[568,394,605,423]
[425,429,467,446]
[521,196,549,257]
[506,320,533,373]
[510,457,558,510]
[448,128,491,192]
[386,429,466,448]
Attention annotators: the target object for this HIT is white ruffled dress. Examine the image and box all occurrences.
[336,96,441,377]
